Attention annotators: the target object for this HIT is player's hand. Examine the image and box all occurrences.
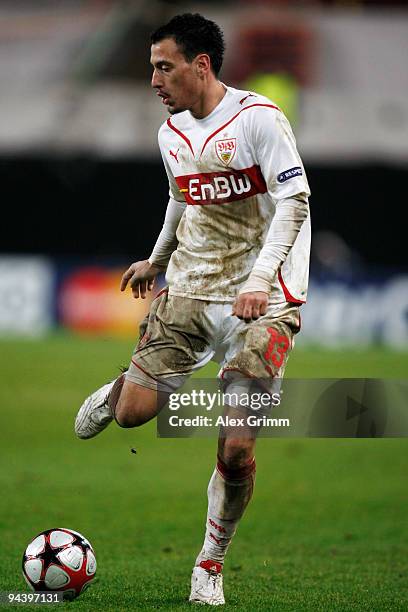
[120,260,165,299]
[232,291,268,323]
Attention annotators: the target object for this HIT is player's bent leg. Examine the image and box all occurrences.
[75,374,170,438]
[75,292,212,440]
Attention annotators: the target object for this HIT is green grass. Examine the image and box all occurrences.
[0,334,407,611]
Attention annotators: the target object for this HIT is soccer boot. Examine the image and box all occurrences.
[189,560,225,606]
[75,380,115,439]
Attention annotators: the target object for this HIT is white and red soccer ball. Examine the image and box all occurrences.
[22,528,96,600]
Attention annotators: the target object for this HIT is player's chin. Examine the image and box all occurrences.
[168,103,186,115]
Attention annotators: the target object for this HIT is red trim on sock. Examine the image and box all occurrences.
[199,559,222,574]
[216,455,256,481]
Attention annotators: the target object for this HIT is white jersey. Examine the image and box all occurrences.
[158,86,311,304]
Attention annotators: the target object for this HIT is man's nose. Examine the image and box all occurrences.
[151,69,161,89]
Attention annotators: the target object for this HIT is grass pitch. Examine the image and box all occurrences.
[0,334,407,611]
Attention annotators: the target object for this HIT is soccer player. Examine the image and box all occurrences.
[75,13,310,606]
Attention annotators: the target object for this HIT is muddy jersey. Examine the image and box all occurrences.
[158,86,311,304]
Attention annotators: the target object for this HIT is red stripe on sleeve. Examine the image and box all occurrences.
[277,269,305,304]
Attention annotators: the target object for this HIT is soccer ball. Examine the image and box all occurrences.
[22,528,96,600]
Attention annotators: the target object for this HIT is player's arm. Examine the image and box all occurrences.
[121,133,186,299]
[233,108,310,321]
[148,196,186,268]
[233,193,308,319]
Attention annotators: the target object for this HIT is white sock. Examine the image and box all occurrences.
[195,456,256,568]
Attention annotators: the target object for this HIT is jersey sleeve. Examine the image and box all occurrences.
[158,125,185,203]
[238,193,309,295]
[148,197,186,267]
[239,106,310,296]
[149,125,187,267]
[249,107,310,200]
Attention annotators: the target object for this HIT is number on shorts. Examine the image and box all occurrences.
[264,327,289,370]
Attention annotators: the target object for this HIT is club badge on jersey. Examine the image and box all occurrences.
[215,138,236,166]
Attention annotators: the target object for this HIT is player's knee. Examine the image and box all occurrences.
[219,439,254,469]
[114,402,141,428]
[114,382,159,428]
[115,397,152,428]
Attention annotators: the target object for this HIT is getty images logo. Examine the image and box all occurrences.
[277,166,302,183]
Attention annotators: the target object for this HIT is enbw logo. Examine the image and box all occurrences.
[176,165,268,205]
[189,174,251,201]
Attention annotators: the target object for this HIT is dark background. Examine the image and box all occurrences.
[2,156,404,267]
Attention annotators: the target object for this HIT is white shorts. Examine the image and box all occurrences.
[125,289,301,401]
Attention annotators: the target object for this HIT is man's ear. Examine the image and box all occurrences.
[195,53,211,77]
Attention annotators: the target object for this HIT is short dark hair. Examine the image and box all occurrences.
[151,13,225,76]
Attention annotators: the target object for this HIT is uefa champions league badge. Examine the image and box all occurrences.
[215,138,236,166]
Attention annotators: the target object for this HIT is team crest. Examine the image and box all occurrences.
[215,138,236,166]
